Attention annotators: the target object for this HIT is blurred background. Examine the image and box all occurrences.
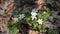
[0,0,60,34]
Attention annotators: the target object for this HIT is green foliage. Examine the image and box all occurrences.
[37,12,42,19]
[10,25,18,34]
[8,20,13,28]
[4,0,60,34]
[12,7,50,30]
[47,0,53,4]
[9,6,51,34]
[24,16,31,23]
[48,29,57,34]
[37,24,45,30]
[8,19,18,34]
[37,25,41,30]
[41,24,45,30]
[32,20,38,29]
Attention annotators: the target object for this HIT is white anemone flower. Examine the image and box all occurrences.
[43,12,46,14]
[31,15,37,20]
[32,8,38,13]
[19,14,25,20]
[31,12,37,20]
[37,19,43,25]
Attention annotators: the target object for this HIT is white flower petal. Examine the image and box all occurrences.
[37,19,43,24]
[19,14,25,20]
[31,15,37,20]
[31,12,37,16]
[32,8,38,12]
[31,11,37,20]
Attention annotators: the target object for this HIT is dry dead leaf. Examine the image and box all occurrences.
[28,30,38,34]
[12,18,18,24]
[28,23,32,27]
[36,0,46,10]
[36,0,45,5]
[6,2,13,13]
[0,2,13,25]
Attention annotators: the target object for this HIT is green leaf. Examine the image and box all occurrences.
[24,17,31,23]
[48,29,56,34]
[37,13,42,19]
[37,23,45,30]
[41,24,45,30]
[47,0,53,4]
[32,20,38,29]
[46,8,50,12]
[28,7,33,12]
[32,24,36,29]
[42,11,50,19]
[46,14,50,18]
[37,25,41,30]
[10,25,18,34]
[8,20,13,28]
